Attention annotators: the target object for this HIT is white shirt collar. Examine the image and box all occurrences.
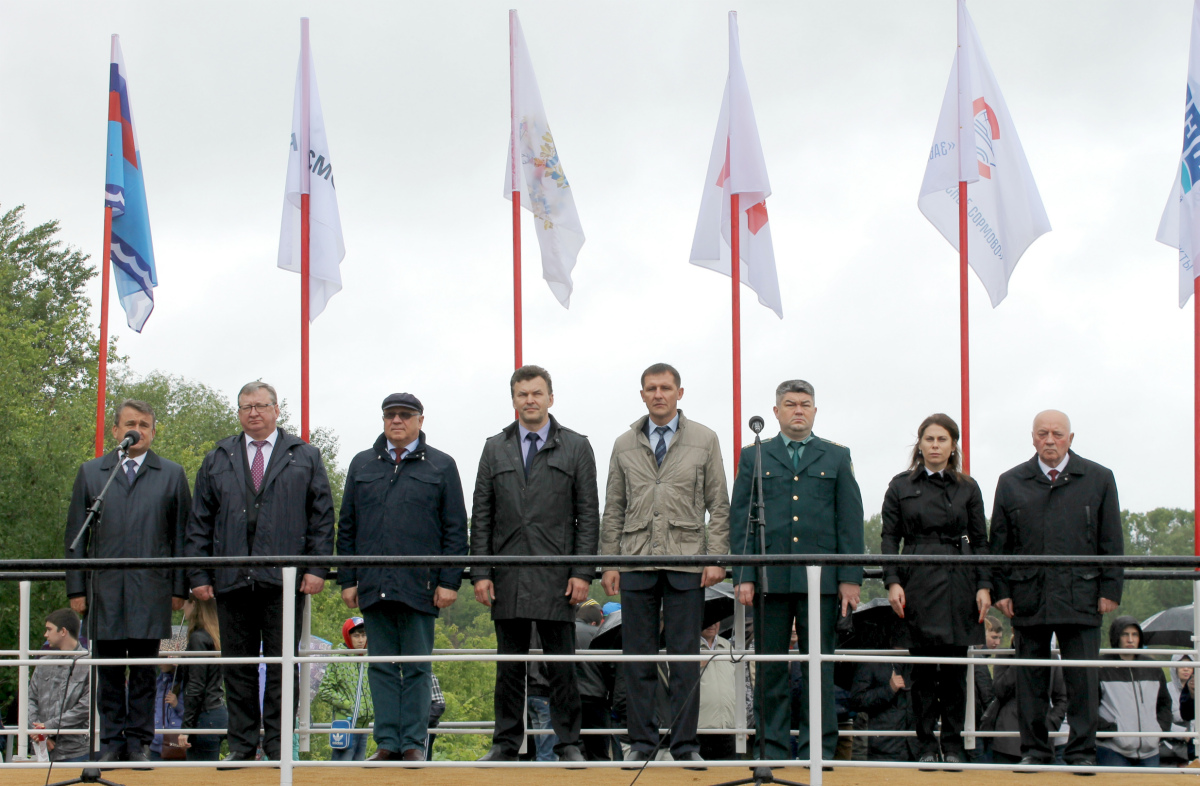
[244,429,278,449]
[647,413,679,436]
[924,466,943,477]
[518,420,552,444]
[387,437,420,458]
[1038,453,1069,478]
[123,451,148,470]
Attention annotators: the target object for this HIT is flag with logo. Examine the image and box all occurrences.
[689,12,782,319]
[918,0,1050,308]
[278,38,344,321]
[1157,0,1200,307]
[504,12,584,309]
[105,36,157,332]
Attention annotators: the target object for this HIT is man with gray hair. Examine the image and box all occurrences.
[989,410,1122,769]
[65,399,192,763]
[187,381,334,764]
[729,379,864,763]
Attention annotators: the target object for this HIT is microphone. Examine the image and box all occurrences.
[748,416,765,434]
[118,430,141,451]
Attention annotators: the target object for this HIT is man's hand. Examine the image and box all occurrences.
[736,582,755,606]
[47,738,55,752]
[177,734,191,749]
[171,597,185,612]
[701,566,726,589]
[474,580,495,607]
[565,578,590,605]
[69,597,86,615]
[300,574,325,595]
[192,585,214,602]
[341,587,359,609]
[976,589,993,623]
[995,598,1014,619]
[433,586,457,609]
[838,582,861,617]
[165,691,178,708]
[889,670,906,693]
[602,570,620,596]
[887,584,906,619]
[1098,598,1118,614]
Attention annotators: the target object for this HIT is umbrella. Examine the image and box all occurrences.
[1142,604,1195,648]
[589,584,742,651]
[590,609,622,650]
[834,597,902,690]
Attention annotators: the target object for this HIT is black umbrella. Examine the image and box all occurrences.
[590,609,623,650]
[1142,604,1195,647]
[589,585,742,651]
[833,597,903,690]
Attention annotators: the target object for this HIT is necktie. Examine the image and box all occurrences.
[392,447,405,462]
[125,459,138,485]
[250,440,269,492]
[524,433,540,478]
[1048,468,1059,482]
[654,426,669,466]
[789,442,801,471]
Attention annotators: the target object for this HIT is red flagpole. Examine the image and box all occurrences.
[732,193,741,473]
[959,180,970,474]
[510,10,523,370]
[1194,276,1198,559]
[299,18,311,442]
[95,206,112,458]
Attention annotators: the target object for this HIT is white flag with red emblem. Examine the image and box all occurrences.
[918,0,1050,308]
[689,11,782,319]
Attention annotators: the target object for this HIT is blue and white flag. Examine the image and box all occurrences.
[1157,0,1200,307]
[105,35,156,332]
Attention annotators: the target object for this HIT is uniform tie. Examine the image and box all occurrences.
[653,426,669,466]
[250,440,269,492]
[125,459,138,485]
[524,433,540,478]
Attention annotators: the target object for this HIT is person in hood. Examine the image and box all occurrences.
[1161,654,1194,766]
[1096,616,1171,767]
[318,617,373,761]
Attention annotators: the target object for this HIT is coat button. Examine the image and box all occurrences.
[793,537,799,543]
[766,472,770,476]
[654,511,660,516]
[793,516,799,521]
[793,495,799,501]
[820,471,825,476]
[381,592,386,598]
[794,476,799,481]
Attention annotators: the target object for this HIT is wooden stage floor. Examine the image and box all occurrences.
[4,764,1193,786]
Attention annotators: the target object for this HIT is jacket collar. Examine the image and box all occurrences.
[373,430,428,464]
[217,428,303,491]
[99,449,161,472]
[1016,450,1084,483]
[630,409,689,447]
[503,414,561,447]
[763,432,826,476]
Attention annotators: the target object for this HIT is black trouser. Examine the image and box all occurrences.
[493,619,581,756]
[95,638,159,753]
[620,571,704,757]
[216,583,303,758]
[580,696,613,760]
[910,644,967,755]
[1016,624,1099,762]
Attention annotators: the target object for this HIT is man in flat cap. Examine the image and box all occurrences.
[336,393,468,762]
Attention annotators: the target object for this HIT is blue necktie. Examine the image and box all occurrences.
[524,433,540,478]
[654,426,669,466]
[125,459,138,485]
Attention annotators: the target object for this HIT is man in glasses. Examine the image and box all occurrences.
[186,381,335,764]
[335,393,468,762]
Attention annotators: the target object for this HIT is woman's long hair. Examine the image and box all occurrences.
[907,413,966,481]
[186,595,221,652]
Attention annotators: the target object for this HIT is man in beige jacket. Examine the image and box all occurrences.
[600,363,730,767]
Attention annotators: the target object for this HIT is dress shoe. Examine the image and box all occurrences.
[1017,754,1053,772]
[558,744,586,768]
[918,751,940,771]
[367,748,401,763]
[97,749,124,764]
[220,750,256,770]
[476,745,518,763]
[942,752,964,771]
[126,742,152,770]
[401,748,425,762]
[677,751,707,771]
[1066,754,1097,776]
[622,750,652,770]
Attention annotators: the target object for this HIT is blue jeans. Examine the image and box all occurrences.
[363,601,435,755]
[330,732,369,761]
[528,695,558,761]
[1096,746,1160,767]
[187,706,228,761]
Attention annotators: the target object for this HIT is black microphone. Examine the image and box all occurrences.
[748,416,765,434]
[118,430,141,450]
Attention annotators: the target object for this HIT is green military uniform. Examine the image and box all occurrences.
[730,433,864,761]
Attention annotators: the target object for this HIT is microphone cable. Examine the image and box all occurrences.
[43,647,85,786]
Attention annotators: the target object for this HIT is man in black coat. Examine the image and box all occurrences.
[471,365,599,763]
[66,399,191,763]
[989,410,1123,768]
[186,381,334,763]
[337,392,468,762]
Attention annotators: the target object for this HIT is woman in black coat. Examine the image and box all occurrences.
[880,413,991,766]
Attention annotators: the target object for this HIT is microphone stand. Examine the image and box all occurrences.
[51,445,129,786]
[710,420,807,786]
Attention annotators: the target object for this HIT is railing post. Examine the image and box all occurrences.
[734,600,747,754]
[281,568,297,786]
[299,593,312,752]
[16,580,30,760]
[806,565,822,786]
[1193,579,1199,759]
[965,645,976,750]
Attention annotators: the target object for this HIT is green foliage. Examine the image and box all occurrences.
[1113,508,1196,634]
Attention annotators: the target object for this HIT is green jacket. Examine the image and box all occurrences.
[316,645,374,727]
[729,433,864,594]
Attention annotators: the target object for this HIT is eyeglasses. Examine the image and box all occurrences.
[238,404,275,413]
[383,410,420,422]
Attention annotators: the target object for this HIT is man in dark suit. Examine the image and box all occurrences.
[66,399,192,763]
[471,365,599,764]
[186,381,334,763]
[729,379,864,762]
[990,410,1122,768]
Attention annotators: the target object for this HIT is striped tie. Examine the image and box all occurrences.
[654,426,669,466]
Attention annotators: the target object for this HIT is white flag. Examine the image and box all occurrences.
[1157,0,1200,308]
[689,11,782,319]
[504,12,584,309]
[918,0,1050,308]
[278,28,344,322]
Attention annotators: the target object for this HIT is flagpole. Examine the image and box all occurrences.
[959,181,970,473]
[1194,275,1198,561]
[299,18,311,442]
[95,204,112,458]
[732,193,742,471]
[510,9,523,370]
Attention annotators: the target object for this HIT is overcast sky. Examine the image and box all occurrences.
[1,1,1195,523]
